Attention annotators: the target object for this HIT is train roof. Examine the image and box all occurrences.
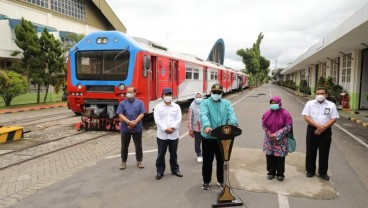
[132,35,245,74]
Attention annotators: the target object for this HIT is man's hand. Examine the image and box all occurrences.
[189,130,194,137]
[165,128,174,134]
[204,127,212,134]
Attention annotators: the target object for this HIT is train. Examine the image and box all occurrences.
[66,31,248,131]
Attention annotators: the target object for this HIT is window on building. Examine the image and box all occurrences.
[341,53,351,83]
[25,0,86,20]
[320,62,326,78]
[186,67,192,79]
[193,68,199,80]
[300,69,306,80]
[330,58,338,83]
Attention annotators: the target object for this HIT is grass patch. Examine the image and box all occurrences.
[0,92,64,108]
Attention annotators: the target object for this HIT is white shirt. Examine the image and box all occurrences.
[154,101,182,140]
[301,99,339,125]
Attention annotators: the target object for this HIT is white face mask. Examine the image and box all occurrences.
[316,95,325,102]
[163,96,172,102]
[195,98,202,104]
[126,93,134,99]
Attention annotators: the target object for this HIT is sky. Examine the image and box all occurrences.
[105,0,367,71]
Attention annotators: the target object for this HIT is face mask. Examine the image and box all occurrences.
[126,93,134,99]
[195,98,202,104]
[270,104,280,110]
[211,93,222,101]
[316,95,325,102]
[163,96,172,102]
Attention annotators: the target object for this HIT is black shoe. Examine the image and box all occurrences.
[267,175,275,180]
[202,183,210,190]
[276,176,284,182]
[172,171,183,177]
[320,174,330,181]
[156,173,163,180]
[306,172,315,178]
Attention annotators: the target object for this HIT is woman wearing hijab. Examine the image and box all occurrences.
[261,96,293,182]
[188,92,203,163]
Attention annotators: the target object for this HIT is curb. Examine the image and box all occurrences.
[0,104,67,114]
[347,117,368,128]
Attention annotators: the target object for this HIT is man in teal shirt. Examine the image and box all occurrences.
[200,84,238,190]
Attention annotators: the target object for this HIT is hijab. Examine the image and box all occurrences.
[262,96,292,132]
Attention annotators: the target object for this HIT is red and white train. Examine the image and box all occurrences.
[66,31,247,130]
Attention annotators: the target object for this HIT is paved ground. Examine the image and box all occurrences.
[0,85,367,208]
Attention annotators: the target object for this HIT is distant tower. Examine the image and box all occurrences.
[207,38,225,65]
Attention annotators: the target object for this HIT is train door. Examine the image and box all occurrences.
[169,60,179,98]
[203,67,208,93]
[150,56,157,100]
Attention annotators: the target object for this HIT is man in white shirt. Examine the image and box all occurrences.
[302,87,339,181]
[154,87,183,180]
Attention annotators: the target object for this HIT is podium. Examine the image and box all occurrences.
[211,125,243,207]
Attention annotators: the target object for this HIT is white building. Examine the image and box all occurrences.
[282,3,368,110]
[0,0,126,69]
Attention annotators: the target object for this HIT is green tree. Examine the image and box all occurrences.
[11,18,44,104]
[236,32,270,86]
[0,70,28,106]
[39,29,65,103]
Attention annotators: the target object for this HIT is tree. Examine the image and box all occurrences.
[236,33,270,86]
[39,29,65,103]
[0,70,28,106]
[11,18,44,104]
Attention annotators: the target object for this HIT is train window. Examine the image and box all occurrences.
[143,56,150,77]
[210,71,214,80]
[186,67,192,79]
[75,50,129,80]
[214,72,218,80]
[193,68,199,80]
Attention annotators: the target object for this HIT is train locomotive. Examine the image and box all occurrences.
[66,31,248,131]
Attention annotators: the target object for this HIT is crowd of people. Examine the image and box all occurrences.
[115,84,339,190]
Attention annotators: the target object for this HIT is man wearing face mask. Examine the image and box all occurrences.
[302,87,339,181]
[116,87,146,170]
[188,92,204,163]
[154,87,183,180]
[199,84,238,190]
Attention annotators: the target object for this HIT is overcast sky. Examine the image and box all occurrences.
[105,0,367,71]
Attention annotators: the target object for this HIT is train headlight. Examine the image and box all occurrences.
[77,84,82,90]
[96,38,102,44]
[118,84,125,90]
[79,93,83,96]
[72,92,75,96]
[102,38,108,44]
[121,94,125,97]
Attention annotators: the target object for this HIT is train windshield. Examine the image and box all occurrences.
[75,50,130,81]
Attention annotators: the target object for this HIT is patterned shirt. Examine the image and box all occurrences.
[116,98,146,133]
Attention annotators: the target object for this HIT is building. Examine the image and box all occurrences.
[281,3,368,110]
[0,0,126,69]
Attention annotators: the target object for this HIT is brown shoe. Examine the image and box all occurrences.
[137,161,144,168]
[120,162,126,170]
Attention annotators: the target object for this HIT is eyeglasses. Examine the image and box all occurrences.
[212,91,222,95]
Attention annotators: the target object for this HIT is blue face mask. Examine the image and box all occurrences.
[211,94,222,101]
[195,98,202,104]
[270,104,280,110]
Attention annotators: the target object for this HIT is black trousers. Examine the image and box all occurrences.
[202,138,223,184]
[121,132,143,162]
[266,155,285,177]
[156,138,179,174]
[305,125,332,175]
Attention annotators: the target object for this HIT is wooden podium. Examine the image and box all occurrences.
[211,125,243,207]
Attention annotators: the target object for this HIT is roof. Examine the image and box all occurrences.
[282,3,368,74]
[91,0,126,32]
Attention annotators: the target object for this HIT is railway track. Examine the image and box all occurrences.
[0,131,117,170]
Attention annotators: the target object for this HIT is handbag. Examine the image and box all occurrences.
[287,128,296,153]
